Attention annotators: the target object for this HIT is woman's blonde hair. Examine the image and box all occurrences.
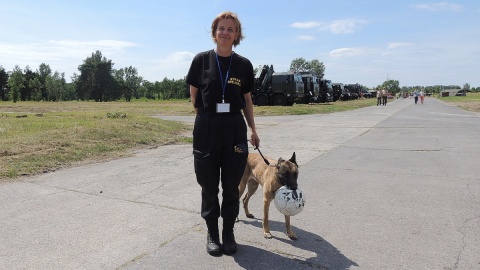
[211,11,244,47]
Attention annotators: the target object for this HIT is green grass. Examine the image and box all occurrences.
[0,97,410,180]
[0,100,191,179]
[253,98,377,116]
[436,92,480,112]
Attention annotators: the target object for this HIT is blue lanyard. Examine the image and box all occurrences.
[215,51,234,103]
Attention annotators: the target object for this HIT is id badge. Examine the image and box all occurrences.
[216,103,230,113]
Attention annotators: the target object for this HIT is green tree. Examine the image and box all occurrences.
[290,58,325,79]
[29,76,43,101]
[45,71,66,101]
[8,65,24,102]
[22,66,37,101]
[94,61,116,101]
[159,77,172,99]
[380,79,400,94]
[37,63,52,100]
[141,80,156,99]
[307,59,325,79]
[124,66,142,100]
[63,82,77,100]
[290,58,308,72]
[112,66,141,101]
[76,51,116,101]
[0,66,9,101]
[112,68,128,101]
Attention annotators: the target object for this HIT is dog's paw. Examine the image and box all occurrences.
[263,232,273,239]
[287,232,297,240]
[246,213,254,218]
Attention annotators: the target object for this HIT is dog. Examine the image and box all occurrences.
[238,152,299,239]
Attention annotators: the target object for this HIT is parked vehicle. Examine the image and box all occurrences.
[344,83,361,100]
[455,90,467,96]
[301,73,320,104]
[333,83,351,101]
[332,83,343,101]
[361,89,373,98]
[316,79,333,103]
[252,65,304,106]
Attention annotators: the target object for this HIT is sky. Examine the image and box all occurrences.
[1,0,479,88]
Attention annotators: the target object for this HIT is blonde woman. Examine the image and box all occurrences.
[186,11,260,256]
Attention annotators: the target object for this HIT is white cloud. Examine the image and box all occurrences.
[0,39,140,66]
[297,36,315,41]
[413,2,463,12]
[388,42,413,49]
[158,51,195,65]
[290,21,321,29]
[0,39,142,81]
[320,19,366,34]
[290,19,366,34]
[49,40,139,51]
[329,47,374,57]
[150,51,195,80]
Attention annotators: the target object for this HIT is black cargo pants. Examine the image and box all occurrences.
[192,112,248,223]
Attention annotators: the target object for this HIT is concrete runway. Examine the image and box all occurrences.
[1,97,479,269]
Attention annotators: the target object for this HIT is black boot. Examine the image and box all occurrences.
[222,230,237,255]
[222,221,237,255]
[206,231,221,256]
[206,219,221,256]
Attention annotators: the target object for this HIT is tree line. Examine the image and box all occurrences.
[375,80,478,95]
[0,50,188,102]
[2,52,477,103]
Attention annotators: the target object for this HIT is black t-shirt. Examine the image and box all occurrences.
[186,49,254,113]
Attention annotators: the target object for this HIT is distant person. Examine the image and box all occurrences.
[413,89,419,104]
[376,90,381,106]
[419,90,425,104]
[381,89,387,106]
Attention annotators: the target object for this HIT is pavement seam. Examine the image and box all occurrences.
[26,181,199,215]
[115,223,202,269]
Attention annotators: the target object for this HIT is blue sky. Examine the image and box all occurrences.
[1,0,479,88]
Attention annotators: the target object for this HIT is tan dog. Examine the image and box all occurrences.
[238,152,299,239]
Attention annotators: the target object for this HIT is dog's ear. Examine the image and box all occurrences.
[289,152,297,166]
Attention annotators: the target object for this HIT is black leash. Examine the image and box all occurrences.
[255,146,287,186]
[254,146,271,166]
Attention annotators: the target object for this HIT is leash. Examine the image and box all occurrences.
[254,146,271,166]
[254,146,287,186]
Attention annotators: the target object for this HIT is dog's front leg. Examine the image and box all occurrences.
[262,197,273,239]
[285,215,297,240]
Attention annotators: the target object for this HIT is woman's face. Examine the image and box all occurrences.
[215,18,238,48]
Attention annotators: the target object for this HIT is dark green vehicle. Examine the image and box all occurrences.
[317,79,333,103]
[252,65,304,106]
[301,73,320,104]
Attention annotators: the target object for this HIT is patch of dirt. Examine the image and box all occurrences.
[450,102,480,113]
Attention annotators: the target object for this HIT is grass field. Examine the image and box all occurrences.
[438,92,480,112]
[1,94,478,180]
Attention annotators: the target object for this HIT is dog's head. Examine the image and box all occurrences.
[276,152,299,190]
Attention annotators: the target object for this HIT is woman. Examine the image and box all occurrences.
[186,11,260,256]
[413,89,419,104]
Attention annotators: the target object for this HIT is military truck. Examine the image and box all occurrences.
[344,83,361,100]
[301,73,319,104]
[252,65,304,106]
[317,79,333,103]
[332,83,347,101]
